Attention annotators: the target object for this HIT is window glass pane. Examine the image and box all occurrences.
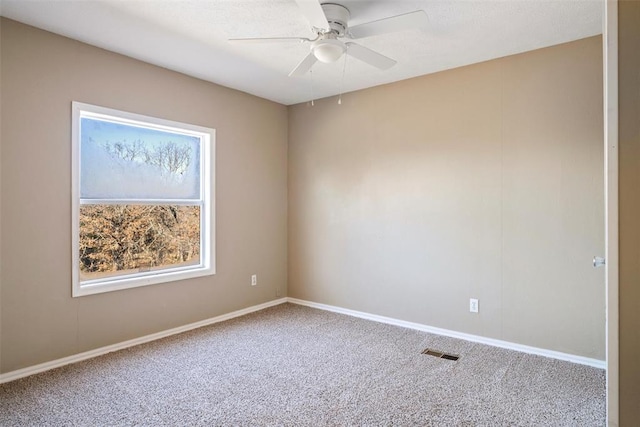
[80,118,201,199]
[79,204,201,281]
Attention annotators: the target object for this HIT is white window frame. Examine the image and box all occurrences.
[71,102,215,297]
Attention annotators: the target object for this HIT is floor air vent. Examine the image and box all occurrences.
[421,348,460,361]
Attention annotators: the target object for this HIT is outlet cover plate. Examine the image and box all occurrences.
[470,298,479,313]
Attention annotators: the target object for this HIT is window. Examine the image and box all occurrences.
[72,102,215,297]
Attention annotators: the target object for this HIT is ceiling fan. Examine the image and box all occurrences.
[229,0,429,77]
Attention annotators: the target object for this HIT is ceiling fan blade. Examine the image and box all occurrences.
[229,37,309,44]
[294,0,330,31]
[345,42,396,70]
[289,52,318,77]
[348,10,428,39]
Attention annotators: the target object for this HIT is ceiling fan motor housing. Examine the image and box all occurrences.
[321,3,350,36]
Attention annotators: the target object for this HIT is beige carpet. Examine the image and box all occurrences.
[0,303,605,426]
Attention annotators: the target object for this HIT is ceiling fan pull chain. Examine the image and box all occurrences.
[338,52,348,105]
[311,69,315,106]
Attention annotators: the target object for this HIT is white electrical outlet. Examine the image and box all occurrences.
[470,298,479,313]
[251,274,257,286]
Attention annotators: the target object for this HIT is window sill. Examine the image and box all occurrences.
[72,266,215,297]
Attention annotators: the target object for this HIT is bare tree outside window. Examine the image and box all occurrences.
[79,204,200,280]
[146,142,192,176]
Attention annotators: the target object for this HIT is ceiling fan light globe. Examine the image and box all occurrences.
[312,39,346,63]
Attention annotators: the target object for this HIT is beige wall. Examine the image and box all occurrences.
[619,1,640,424]
[289,36,605,360]
[0,19,288,373]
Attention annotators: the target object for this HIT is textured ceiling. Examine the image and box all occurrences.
[1,0,602,105]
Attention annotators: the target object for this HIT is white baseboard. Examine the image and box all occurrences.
[0,295,604,384]
[0,298,288,384]
[286,297,606,369]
